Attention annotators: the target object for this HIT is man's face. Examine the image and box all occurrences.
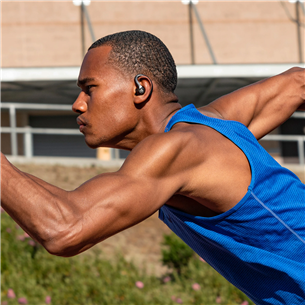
[73,46,137,149]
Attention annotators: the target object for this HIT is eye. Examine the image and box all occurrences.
[85,85,95,94]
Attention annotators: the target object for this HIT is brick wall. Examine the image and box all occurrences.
[2,1,304,67]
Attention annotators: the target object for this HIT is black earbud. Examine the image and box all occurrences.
[134,74,146,95]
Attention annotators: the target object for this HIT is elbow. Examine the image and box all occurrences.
[42,224,83,257]
[44,240,75,258]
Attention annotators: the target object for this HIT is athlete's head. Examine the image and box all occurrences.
[88,30,177,94]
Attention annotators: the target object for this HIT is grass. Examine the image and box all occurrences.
[1,211,253,305]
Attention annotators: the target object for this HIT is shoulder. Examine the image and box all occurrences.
[120,124,213,182]
[121,131,186,175]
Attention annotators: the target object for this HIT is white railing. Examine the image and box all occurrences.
[1,103,73,157]
[0,102,120,160]
[1,102,305,165]
[260,134,305,166]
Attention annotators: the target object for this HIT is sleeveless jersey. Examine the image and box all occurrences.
[159,104,305,305]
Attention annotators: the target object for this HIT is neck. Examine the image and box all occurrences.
[156,101,182,134]
[110,97,182,151]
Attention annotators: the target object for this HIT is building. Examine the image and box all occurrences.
[1,1,305,165]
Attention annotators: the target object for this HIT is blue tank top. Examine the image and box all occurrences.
[159,104,305,305]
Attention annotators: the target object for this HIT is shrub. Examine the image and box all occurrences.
[161,233,194,276]
[1,211,254,305]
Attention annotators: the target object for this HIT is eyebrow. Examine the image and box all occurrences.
[76,77,96,87]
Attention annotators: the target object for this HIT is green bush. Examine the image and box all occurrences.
[161,233,194,276]
[1,212,253,305]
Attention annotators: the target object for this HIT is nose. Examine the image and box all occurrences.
[72,92,88,114]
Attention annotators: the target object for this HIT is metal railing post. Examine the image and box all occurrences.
[83,4,96,42]
[191,2,217,64]
[296,0,303,63]
[111,148,119,160]
[298,137,304,166]
[9,105,18,156]
[81,2,85,57]
[24,126,33,158]
[189,2,195,64]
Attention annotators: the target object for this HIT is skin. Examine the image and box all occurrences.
[1,45,305,257]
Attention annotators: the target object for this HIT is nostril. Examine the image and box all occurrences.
[72,101,84,114]
[72,105,80,114]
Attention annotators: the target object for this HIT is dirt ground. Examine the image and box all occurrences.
[9,163,305,275]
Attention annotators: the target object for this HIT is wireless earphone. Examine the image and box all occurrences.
[134,74,154,99]
[134,74,146,95]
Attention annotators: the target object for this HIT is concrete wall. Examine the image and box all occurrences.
[2,1,304,67]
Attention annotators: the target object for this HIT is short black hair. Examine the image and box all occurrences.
[88,30,177,93]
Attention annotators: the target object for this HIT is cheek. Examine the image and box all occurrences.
[89,80,134,129]
[107,107,136,134]
[103,82,130,106]
[105,87,134,121]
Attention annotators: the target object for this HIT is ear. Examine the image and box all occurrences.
[133,74,153,105]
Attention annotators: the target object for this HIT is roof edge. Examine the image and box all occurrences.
[1,63,304,81]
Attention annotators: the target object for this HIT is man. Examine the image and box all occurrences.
[1,30,305,305]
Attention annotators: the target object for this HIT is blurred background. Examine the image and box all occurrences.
[1,0,305,169]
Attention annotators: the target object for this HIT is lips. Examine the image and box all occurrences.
[76,117,87,132]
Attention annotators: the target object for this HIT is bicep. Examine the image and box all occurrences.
[71,172,170,245]
[57,135,187,255]
[68,143,183,253]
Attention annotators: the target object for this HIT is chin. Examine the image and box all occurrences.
[84,136,110,149]
[84,138,100,149]
[87,144,99,149]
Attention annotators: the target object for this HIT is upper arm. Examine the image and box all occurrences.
[64,135,185,255]
[201,67,305,139]
[1,138,186,257]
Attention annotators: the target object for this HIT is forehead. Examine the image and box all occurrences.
[78,45,114,80]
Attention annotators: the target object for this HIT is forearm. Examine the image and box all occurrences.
[1,154,80,253]
[1,155,134,257]
[208,67,305,139]
[247,67,304,118]
[5,159,67,195]
[248,67,305,138]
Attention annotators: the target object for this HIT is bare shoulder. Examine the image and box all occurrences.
[121,122,252,214]
[120,125,210,182]
[196,105,225,120]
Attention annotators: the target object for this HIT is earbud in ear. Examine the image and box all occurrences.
[134,74,145,95]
